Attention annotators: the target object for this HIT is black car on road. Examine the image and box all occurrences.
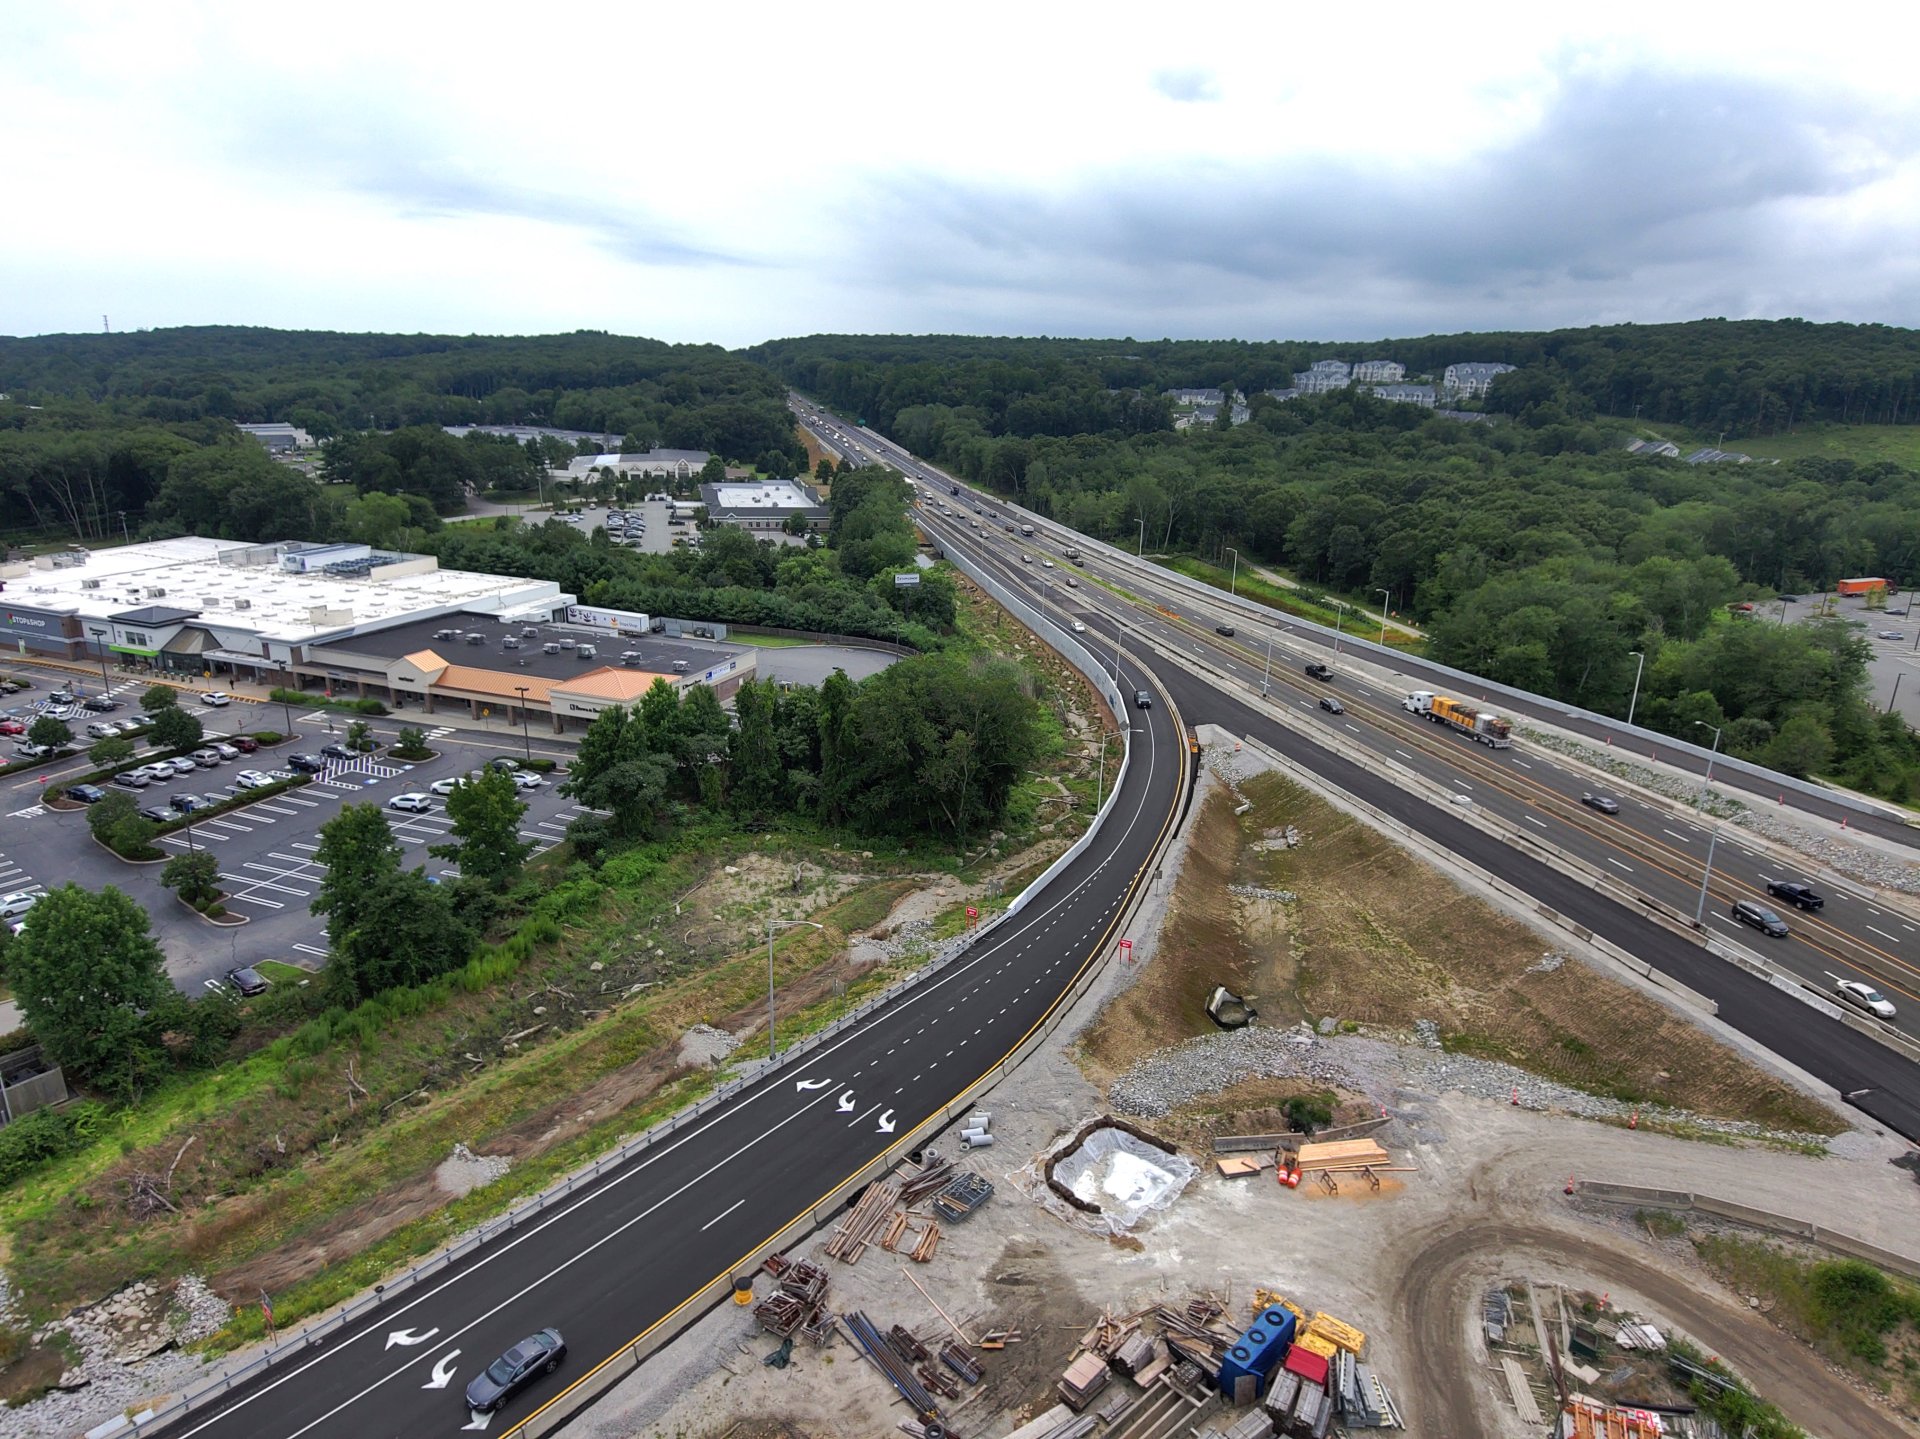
[1765,880,1824,911]
[465,1329,566,1413]
[1730,899,1790,937]
[1215,624,1235,637]
[1318,697,1344,715]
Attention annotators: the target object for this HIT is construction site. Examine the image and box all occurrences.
[564,733,1919,1439]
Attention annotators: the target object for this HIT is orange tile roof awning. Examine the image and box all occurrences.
[431,663,557,703]
[550,667,675,702]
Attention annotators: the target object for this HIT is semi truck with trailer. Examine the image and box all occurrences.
[1402,690,1513,747]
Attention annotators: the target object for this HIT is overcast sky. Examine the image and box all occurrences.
[4,4,1917,347]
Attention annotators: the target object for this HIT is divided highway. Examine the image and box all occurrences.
[159,665,1186,1433]
[902,472,1920,1142]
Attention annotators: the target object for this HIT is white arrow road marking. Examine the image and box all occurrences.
[422,1350,462,1388]
[385,1326,439,1349]
[877,1109,896,1133]
[795,1078,831,1091]
[462,1409,494,1431]
[837,1092,855,1112]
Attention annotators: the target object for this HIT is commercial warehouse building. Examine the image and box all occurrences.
[0,538,752,730]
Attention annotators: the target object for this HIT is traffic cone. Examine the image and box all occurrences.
[1842,817,1848,829]
[1629,1110,1639,1130]
[1778,794,1785,805]
[1511,1086,1520,1106]
[1565,1174,1576,1195]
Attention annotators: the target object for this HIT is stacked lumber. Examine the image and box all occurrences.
[827,1179,902,1263]
[899,1153,957,1204]
[910,1222,941,1262]
[1293,1139,1390,1173]
[1058,1352,1111,1411]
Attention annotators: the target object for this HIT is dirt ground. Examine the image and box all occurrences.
[575,762,1920,1439]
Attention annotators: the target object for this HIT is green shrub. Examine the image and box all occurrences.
[0,1103,103,1188]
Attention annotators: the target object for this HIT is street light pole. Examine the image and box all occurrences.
[1890,672,1905,715]
[1692,721,1724,812]
[1110,612,1126,684]
[1693,826,1721,924]
[1096,732,1110,809]
[1261,632,1273,696]
[766,917,825,1059]
[514,685,532,762]
[1376,588,1391,644]
[89,628,110,695]
[1224,546,1240,597]
[1136,518,1145,558]
[1332,600,1346,657]
[1626,650,1646,727]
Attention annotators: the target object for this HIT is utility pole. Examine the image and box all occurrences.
[1626,650,1645,727]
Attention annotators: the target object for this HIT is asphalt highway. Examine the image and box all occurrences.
[913,499,1920,1142]
[158,640,1187,1437]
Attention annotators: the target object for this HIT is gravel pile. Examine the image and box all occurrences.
[1520,728,1920,897]
[0,1277,231,1439]
[677,1023,742,1066]
[1229,884,1298,903]
[1109,1025,1834,1151]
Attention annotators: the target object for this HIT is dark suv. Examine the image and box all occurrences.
[1133,690,1152,710]
[1730,899,1790,937]
[287,753,326,774]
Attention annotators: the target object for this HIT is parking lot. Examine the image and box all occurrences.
[1,695,584,1000]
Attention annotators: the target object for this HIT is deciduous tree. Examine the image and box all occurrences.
[430,769,533,888]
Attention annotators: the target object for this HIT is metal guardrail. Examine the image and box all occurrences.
[129,538,1142,1438]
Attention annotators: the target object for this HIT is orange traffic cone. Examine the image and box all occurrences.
[1511,1086,1520,1106]
[1629,1110,1639,1130]
[1565,1174,1576,1195]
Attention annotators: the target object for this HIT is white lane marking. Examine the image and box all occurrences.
[1606,858,1633,873]
[1663,829,1689,841]
[700,1199,746,1232]
[1867,925,1900,944]
[1524,815,1547,828]
[1511,759,1531,769]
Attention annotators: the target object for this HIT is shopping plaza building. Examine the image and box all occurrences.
[0,538,751,729]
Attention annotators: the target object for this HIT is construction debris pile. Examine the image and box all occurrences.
[1020,1289,1401,1439]
[823,1149,993,1268]
[1210,1119,1409,1196]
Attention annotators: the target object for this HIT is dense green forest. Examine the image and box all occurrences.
[752,318,1920,437]
[0,329,802,541]
[766,332,1920,801]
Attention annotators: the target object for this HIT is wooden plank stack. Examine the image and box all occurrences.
[827,1179,903,1263]
[1293,1139,1390,1173]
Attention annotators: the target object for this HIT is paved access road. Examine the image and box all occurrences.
[155,648,1186,1438]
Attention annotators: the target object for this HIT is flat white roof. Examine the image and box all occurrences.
[708,480,818,510]
[0,538,565,644]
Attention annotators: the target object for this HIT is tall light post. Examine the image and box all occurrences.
[1692,721,1723,812]
[1332,600,1347,657]
[1110,611,1126,684]
[1890,673,1905,715]
[1095,731,1110,809]
[513,685,532,762]
[1376,588,1392,644]
[1136,517,1146,558]
[1626,650,1646,727]
[766,918,825,1059]
[87,626,111,695]
[1261,631,1274,696]
[1224,546,1240,597]
[1693,826,1722,924]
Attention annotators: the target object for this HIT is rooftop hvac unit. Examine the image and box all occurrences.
[234,599,252,610]
[81,578,101,590]
[144,587,167,599]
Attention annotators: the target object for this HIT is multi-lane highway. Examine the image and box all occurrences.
[158,621,1187,1437]
[887,441,1920,1141]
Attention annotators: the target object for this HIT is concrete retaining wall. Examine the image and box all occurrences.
[1575,1182,1920,1284]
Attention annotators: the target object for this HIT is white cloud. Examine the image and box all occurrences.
[2,3,1917,344]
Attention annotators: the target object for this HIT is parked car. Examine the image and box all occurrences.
[226,965,269,996]
[11,743,52,759]
[233,769,273,790]
[1318,697,1344,715]
[488,756,520,773]
[465,1329,566,1415]
[1876,630,1905,641]
[211,742,240,760]
[287,754,326,773]
[230,735,259,753]
[66,783,106,804]
[81,696,120,712]
[111,771,151,790]
[190,748,223,768]
[428,776,469,795]
[387,792,433,813]
[1765,880,1825,911]
[1835,979,1897,1020]
[138,804,174,824]
[165,757,199,776]
[132,763,172,782]
[0,719,22,736]
[511,771,545,790]
[318,743,357,761]
[1304,663,1334,682]
[170,793,213,814]
[1580,793,1621,815]
[85,721,120,739]
[0,892,39,921]
[1729,899,1790,937]
[47,690,74,705]
[200,692,231,707]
